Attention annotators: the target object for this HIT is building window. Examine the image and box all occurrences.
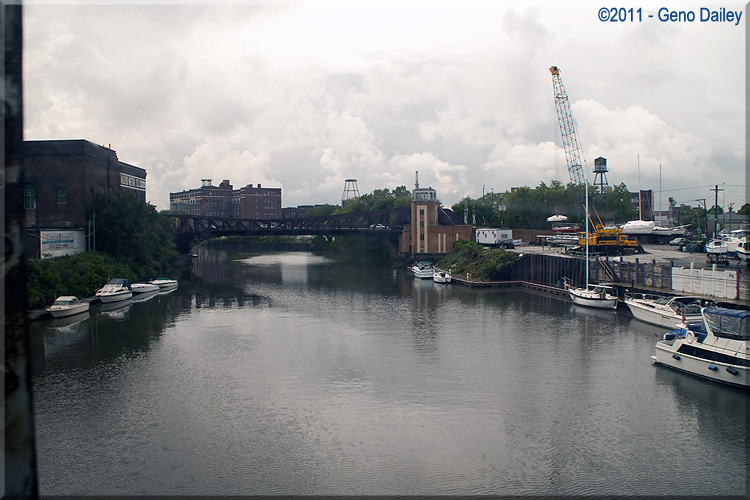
[24,184,36,210]
[57,187,67,204]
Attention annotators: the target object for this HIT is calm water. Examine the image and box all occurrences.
[30,250,748,496]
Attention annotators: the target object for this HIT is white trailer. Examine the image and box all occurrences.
[475,228,518,248]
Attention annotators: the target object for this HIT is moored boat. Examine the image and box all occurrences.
[624,293,713,328]
[131,282,159,293]
[433,268,452,284]
[150,278,178,289]
[564,279,618,309]
[410,261,433,279]
[564,180,618,310]
[46,296,90,318]
[95,279,133,303]
[652,307,750,389]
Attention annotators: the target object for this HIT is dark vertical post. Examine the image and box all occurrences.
[4,2,39,496]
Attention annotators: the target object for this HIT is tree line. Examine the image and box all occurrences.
[305,180,749,232]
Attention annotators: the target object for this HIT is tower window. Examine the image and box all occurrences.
[24,184,36,209]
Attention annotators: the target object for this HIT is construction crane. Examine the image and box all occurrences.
[549,66,586,185]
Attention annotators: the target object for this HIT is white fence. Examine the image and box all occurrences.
[672,266,739,299]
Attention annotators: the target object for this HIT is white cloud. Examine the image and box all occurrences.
[23,1,746,212]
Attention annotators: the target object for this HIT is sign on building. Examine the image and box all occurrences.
[40,229,86,259]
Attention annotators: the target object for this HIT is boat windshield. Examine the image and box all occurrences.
[654,297,671,305]
[703,308,750,341]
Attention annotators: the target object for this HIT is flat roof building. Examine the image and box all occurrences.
[22,139,147,258]
[170,179,282,220]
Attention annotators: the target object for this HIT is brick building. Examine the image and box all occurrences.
[23,139,147,258]
[170,179,282,219]
[398,173,473,256]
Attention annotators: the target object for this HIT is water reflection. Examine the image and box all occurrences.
[30,249,748,497]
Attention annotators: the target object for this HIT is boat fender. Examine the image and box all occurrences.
[685,331,695,344]
[708,365,718,371]
[672,354,681,360]
[726,366,739,376]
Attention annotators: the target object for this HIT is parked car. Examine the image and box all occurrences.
[669,237,689,246]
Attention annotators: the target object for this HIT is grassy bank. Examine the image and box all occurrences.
[434,240,518,281]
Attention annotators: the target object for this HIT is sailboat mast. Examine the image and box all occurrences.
[585,180,589,287]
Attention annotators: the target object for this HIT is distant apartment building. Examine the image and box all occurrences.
[22,139,147,258]
[170,179,281,219]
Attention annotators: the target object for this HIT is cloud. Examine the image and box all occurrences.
[23,1,746,212]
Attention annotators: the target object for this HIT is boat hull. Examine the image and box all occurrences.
[97,290,133,303]
[653,341,749,389]
[625,300,679,328]
[567,287,617,309]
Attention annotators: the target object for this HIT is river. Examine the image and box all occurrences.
[30,249,748,496]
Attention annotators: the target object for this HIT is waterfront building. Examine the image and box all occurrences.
[170,179,281,220]
[22,139,147,258]
[398,172,473,256]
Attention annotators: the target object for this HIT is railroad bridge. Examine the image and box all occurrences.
[169,207,411,253]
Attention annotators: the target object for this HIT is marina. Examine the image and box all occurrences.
[29,249,748,496]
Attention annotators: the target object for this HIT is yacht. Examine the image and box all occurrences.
[95,278,133,303]
[410,261,433,279]
[624,293,713,328]
[652,307,749,389]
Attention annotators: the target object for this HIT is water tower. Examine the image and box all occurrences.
[593,157,609,191]
[341,179,360,206]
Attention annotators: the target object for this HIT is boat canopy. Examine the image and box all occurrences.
[703,307,750,341]
[547,214,568,222]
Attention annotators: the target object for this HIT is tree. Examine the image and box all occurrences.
[339,186,412,213]
[88,192,177,277]
[739,203,750,216]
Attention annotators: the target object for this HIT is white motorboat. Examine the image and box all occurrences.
[46,296,89,318]
[410,261,433,279]
[433,268,452,284]
[149,278,179,289]
[131,282,159,293]
[705,238,728,254]
[564,181,618,310]
[624,293,713,328]
[736,237,749,264]
[95,279,133,303]
[652,307,750,389]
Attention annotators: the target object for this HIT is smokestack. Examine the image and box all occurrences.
[415,170,419,189]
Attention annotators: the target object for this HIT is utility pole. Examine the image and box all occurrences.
[710,184,723,238]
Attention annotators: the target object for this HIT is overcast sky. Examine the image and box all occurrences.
[23,0,746,215]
